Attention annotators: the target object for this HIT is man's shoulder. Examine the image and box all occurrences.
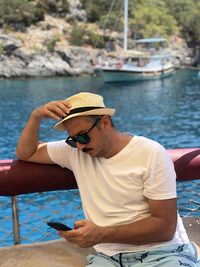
[134,136,162,150]
[47,140,67,150]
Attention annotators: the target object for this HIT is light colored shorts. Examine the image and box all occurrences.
[86,242,200,267]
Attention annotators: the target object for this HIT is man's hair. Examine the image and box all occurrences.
[87,115,115,127]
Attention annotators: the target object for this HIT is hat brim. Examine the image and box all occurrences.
[54,108,116,131]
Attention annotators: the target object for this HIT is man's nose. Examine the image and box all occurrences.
[76,142,86,150]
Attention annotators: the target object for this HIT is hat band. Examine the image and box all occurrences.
[62,106,104,119]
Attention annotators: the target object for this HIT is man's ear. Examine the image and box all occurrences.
[101,116,111,127]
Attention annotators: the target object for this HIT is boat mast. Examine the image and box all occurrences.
[123,0,128,51]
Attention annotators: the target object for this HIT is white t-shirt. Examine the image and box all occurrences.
[47,136,189,256]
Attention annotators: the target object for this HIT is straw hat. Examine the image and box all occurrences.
[54,92,116,130]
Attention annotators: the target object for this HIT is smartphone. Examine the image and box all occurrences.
[47,221,72,231]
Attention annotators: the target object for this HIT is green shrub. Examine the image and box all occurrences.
[99,13,123,32]
[69,26,104,48]
[0,42,4,54]
[0,0,69,31]
[86,31,104,48]
[43,35,60,52]
[85,3,101,23]
[37,0,69,17]
[81,0,123,23]
[69,26,85,46]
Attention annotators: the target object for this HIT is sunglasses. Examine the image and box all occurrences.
[65,117,101,148]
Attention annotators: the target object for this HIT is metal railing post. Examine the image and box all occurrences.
[11,196,20,244]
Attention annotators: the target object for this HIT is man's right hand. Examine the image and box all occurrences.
[31,100,71,121]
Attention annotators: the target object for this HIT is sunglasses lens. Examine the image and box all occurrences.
[76,134,90,144]
[65,134,90,148]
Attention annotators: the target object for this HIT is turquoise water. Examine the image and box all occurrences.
[0,69,200,158]
[0,69,200,246]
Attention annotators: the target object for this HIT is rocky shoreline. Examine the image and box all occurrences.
[0,33,102,78]
[0,33,199,79]
[0,0,200,79]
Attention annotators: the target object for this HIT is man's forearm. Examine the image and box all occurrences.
[59,213,177,248]
[100,216,176,245]
[16,113,41,160]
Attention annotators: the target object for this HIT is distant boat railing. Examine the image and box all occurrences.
[0,148,200,245]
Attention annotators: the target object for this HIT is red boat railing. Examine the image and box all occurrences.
[0,148,200,245]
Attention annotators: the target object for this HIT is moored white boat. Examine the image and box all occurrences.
[94,0,175,83]
[95,38,175,83]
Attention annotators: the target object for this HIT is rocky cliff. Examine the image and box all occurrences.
[0,1,198,79]
[0,13,106,78]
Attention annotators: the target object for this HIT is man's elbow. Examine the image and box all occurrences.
[16,148,32,162]
[160,223,177,242]
[16,153,29,162]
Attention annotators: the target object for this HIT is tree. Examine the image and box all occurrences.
[166,0,195,27]
[129,2,178,39]
[0,0,44,31]
[81,0,123,23]
[190,2,200,43]
[165,0,200,44]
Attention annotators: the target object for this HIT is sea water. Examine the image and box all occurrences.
[0,69,199,246]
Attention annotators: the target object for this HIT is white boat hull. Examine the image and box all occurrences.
[95,66,175,83]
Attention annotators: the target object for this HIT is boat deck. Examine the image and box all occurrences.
[0,217,199,267]
[0,239,94,267]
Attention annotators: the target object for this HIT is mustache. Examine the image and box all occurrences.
[82,148,92,153]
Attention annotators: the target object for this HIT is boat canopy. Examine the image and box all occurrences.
[135,37,167,43]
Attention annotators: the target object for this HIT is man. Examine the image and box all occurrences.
[16,92,199,266]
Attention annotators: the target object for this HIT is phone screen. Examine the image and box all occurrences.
[47,221,72,231]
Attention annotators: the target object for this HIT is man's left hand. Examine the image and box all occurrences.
[58,220,104,248]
